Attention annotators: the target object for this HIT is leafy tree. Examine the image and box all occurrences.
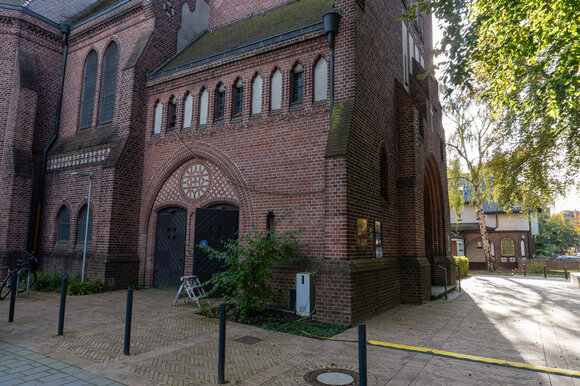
[201,225,305,321]
[535,213,580,253]
[410,0,580,210]
[446,87,501,270]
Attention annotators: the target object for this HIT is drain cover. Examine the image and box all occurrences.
[234,336,263,345]
[304,369,358,386]
[317,372,355,385]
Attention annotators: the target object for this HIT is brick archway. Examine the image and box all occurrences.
[423,156,445,263]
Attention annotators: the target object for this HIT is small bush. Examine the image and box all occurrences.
[527,262,545,274]
[67,278,105,296]
[202,225,305,321]
[454,256,469,277]
[33,269,65,292]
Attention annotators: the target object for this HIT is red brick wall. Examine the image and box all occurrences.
[0,10,62,267]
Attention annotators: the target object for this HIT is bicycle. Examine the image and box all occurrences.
[0,251,38,300]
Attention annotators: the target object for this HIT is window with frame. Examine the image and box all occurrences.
[380,145,388,202]
[99,42,119,123]
[401,22,409,88]
[520,239,526,257]
[80,51,98,129]
[199,88,208,125]
[56,207,70,244]
[233,79,244,116]
[251,74,263,115]
[153,101,163,134]
[292,63,304,103]
[215,83,225,120]
[183,93,193,129]
[167,96,177,129]
[270,69,282,111]
[501,237,514,256]
[77,205,93,244]
[313,57,327,102]
[266,211,275,238]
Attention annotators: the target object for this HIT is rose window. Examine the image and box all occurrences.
[182,164,209,199]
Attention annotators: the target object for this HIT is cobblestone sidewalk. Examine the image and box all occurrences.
[1,275,579,385]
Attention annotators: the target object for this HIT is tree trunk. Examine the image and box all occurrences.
[475,201,494,271]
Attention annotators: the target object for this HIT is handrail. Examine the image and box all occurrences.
[451,262,461,292]
[434,265,448,300]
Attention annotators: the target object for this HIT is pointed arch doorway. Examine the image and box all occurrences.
[154,207,187,288]
[193,205,239,284]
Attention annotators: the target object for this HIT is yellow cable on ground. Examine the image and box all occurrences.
[367,340,580,378]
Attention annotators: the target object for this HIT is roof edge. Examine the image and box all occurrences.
[0,3,60,28]
[148,21,324,80]
[71,0,131,29]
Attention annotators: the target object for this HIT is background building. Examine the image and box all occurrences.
[0,0,450,324]
[450,189,539,270]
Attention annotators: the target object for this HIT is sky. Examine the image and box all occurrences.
[431,18,580,214]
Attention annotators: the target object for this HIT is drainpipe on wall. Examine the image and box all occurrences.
[32,23,71,253]
[323,9,341,120]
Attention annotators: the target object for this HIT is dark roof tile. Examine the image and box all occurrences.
[159,0,333,74]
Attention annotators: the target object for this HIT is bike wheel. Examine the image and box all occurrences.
[0,277,12,300]
[18,270,36,292]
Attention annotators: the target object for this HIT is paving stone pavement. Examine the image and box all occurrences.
[0,341,122,385]
[1,275,579,385]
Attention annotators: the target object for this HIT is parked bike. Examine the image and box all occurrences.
[0,251,38,300]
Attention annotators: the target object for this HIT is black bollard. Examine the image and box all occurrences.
[544,265,547,278]
[218,303,226,384]
[358,323,367,386]
[8,273,17,322]
[124,288,133,355]
[523,264,526,277]
[58,277,68,335]
[564,266,568,280]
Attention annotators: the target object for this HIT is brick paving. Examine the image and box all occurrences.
[1,275,579,385]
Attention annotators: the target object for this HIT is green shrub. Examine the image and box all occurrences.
[33,269,65,292]
[454,255,469,277]
[202,225,305,321]
[535,249,546,257]
[527,262,545,274]
[67,278,105,296]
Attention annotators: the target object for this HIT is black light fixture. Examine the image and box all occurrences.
[323,9,341,118]
[323,9,341,49]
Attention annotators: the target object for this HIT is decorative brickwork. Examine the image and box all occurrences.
[1,0,451,323]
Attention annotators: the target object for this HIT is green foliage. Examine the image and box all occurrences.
[412,0,580,210]
[528,262,545,274]
[261,319,347,338]
[67,278,105,296]
[535,213,580,252]
[202,226,305,321]
[454,255,469,277]
[33,269,64,292]
[33,270,105,296]
[534,249,547,257]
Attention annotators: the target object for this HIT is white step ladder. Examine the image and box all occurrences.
[172,275,211,308]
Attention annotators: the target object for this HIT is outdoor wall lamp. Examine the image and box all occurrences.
[71,171,94,283]
[323,9,341,118]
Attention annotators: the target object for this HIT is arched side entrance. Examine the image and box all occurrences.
[146,158,241,287]
[466,237,487,270]
[423,157,445,263]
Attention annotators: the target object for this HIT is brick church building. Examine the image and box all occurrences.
[0,0,451,323]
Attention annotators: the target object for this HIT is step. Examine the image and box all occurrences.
[430,285,456,300]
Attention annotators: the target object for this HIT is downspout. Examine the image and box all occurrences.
[323,9,341,119]
[32,23,71,253]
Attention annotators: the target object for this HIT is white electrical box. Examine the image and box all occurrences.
[296,273,315,316]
